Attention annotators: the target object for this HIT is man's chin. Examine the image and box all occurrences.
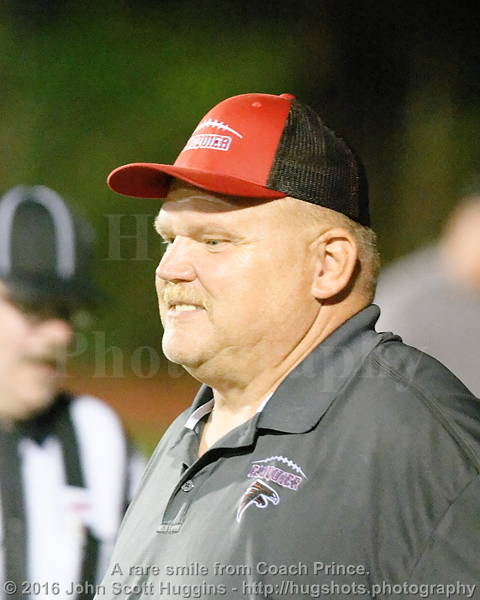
[12,387,58,421]
[163,352,202,371]
[162,344,209,373]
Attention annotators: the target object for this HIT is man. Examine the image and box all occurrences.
[375,192,480,396]
[0,185,145,600]
[99,93,480,598]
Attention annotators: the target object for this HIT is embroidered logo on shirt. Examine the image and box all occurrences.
[236,480,279,522]
[236,456,307,522]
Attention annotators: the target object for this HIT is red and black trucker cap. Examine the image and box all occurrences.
[0,185,103,310]
[108,93,371,226]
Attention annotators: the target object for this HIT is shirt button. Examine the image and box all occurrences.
[181,480,194,492]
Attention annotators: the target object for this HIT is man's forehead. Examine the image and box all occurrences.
[156,180,317,234]
[153,187,290,236]
[164,180,271,211]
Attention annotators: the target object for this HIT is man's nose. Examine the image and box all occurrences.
[156,238,196,284]
[36,318,75,347]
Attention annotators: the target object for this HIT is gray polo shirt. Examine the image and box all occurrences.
[97,305,480,599]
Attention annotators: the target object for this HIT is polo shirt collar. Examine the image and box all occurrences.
[258,304,382,433]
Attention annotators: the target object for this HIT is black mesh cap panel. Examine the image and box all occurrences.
[266,100,371,226]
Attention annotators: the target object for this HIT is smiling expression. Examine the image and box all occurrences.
[154,183,322,385]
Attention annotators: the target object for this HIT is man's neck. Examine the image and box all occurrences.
[196,301,366,455]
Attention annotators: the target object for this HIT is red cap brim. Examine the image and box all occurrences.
[107,163,286,200]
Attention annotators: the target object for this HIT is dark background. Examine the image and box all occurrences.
[2,0,480,452]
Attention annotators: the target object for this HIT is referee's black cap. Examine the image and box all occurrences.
[0,185,103,312]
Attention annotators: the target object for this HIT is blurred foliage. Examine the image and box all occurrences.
[0,0,324,367]
[1,0,480,369]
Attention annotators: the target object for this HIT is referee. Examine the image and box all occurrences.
[0,186,145,600]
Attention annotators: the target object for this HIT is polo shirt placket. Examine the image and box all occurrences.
[158,404,264,534]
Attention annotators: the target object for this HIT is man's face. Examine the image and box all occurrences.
[0,284,74,422]
[154,183,321,382]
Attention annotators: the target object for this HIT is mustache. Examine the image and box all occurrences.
[161,285,209,310]
[23,353,63,369]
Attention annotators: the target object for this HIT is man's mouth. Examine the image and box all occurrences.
[163,286,207,313]
[24,356,61,371]
[171,303,201,312]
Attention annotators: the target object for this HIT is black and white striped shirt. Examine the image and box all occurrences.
[0,392,146,600]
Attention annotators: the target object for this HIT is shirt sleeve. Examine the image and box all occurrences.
[406,473,480,595]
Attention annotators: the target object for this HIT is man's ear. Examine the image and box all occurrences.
[311,228,358,300]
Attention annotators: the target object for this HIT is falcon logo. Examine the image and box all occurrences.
[236,456,307,522]
[236,480,280,522]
